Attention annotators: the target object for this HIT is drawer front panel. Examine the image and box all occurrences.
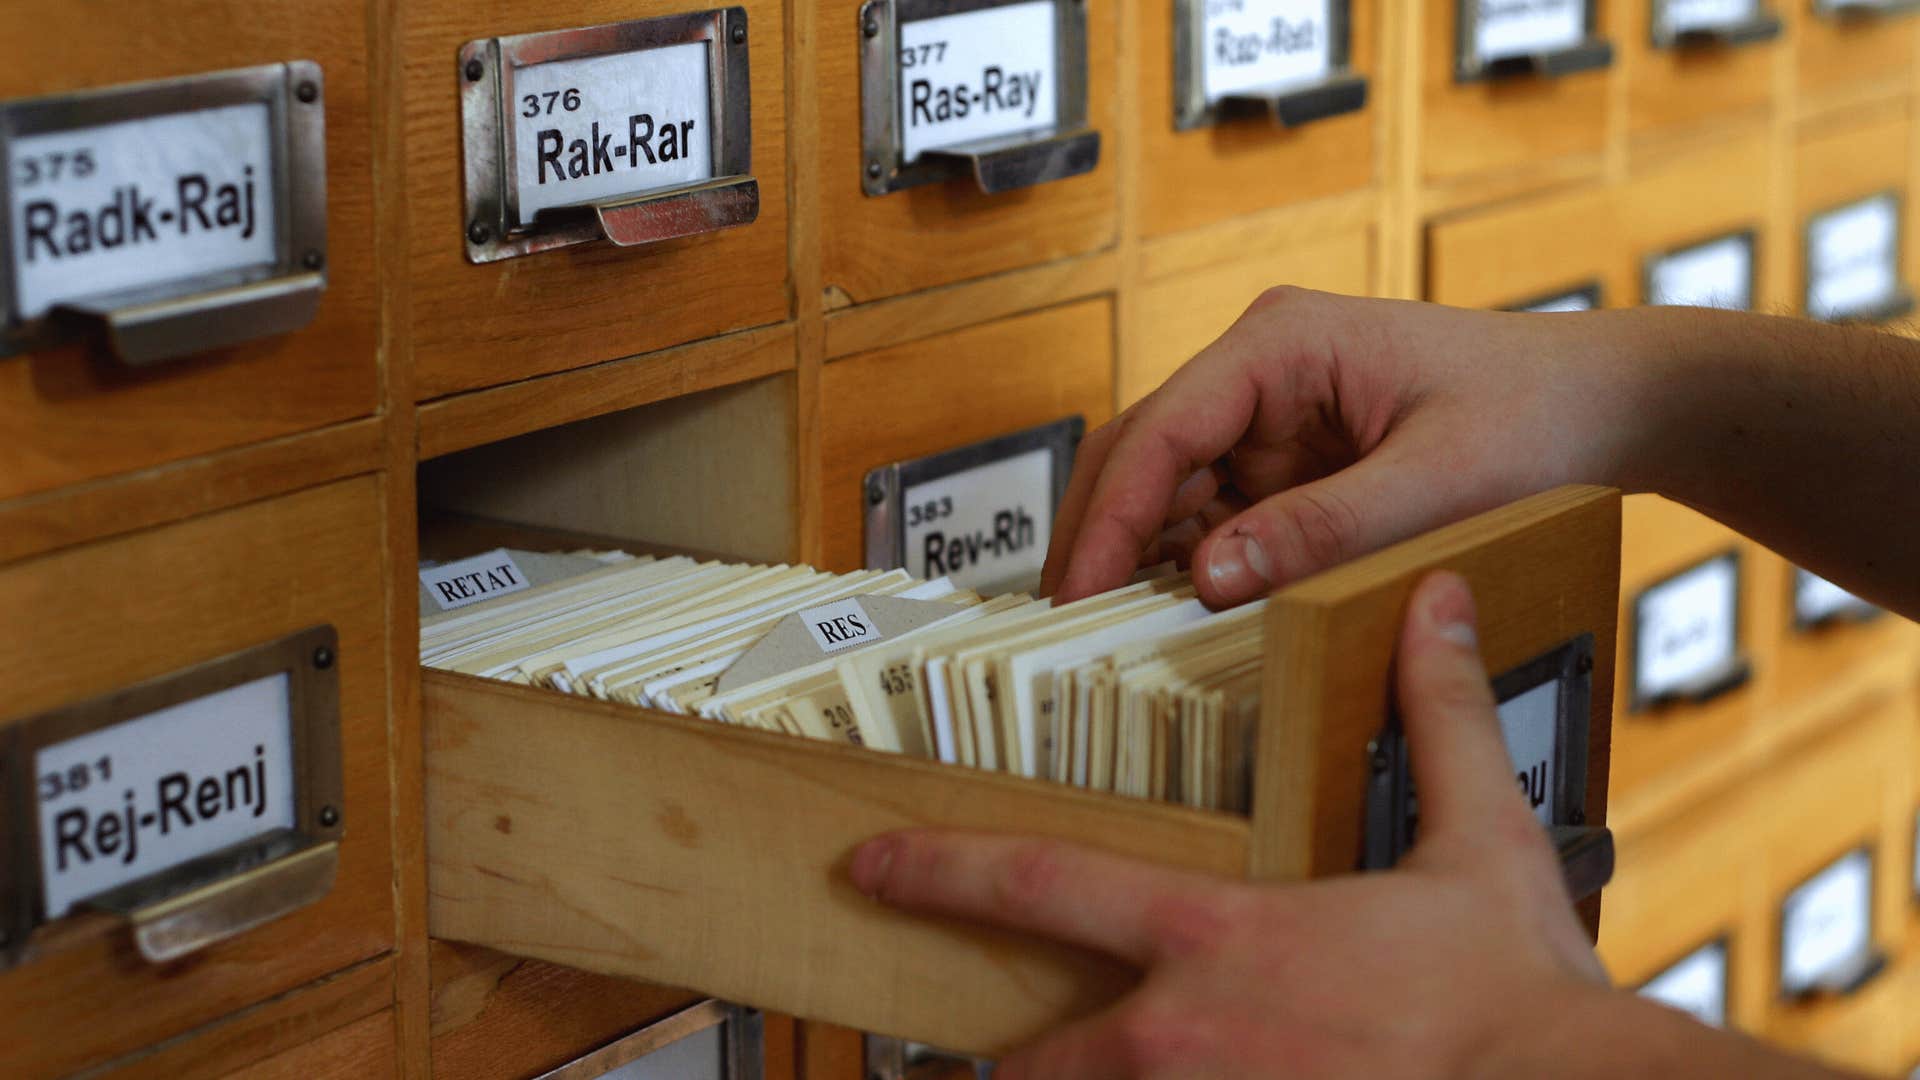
[0,477,393,1078]
[1426,186,1618,308]
[1795,110,1916,318]
[1623,3,1777,138]
[405,0,791,399]
[1796,2,1917,104]
[0,5,378,501]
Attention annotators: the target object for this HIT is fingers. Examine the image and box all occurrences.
[1041,417,1128,597]
[1391,572,1537,867]
[849,829,1236,967]
[995,1007,1139,1080]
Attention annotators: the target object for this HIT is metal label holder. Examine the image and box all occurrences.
[859,0,1100,196]
[0,62,327,366]
[1171,0,1368,131]
[1639,227,1760,310]
[865,1035,991,1080]
[0,625,344,970]
[1804,189,1914,324]
[1627,548,1751,713]
[1454,0,1613,83]
[1813,0,1920,19]
[1651,3,1782,48]
[863,415,1083,575]
[1791,567,1883,632]
[532,1000,762,1080]
[1635,934,1733,1025]
[1362,634,1611,901]
[1506,280,1604,313]
[1777,846,1887,1003]
[459,9,757,264]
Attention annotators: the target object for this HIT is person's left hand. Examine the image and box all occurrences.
[846,571,1608,1079]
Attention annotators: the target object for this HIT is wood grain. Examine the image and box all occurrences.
[0,478,394,1078]
[1793,1,1918,114]
[220,1009,398,1080]
[402,0,792,399]
[1615,131,1777,306]
[1792,106,1917,314]
[823,253,1118,360]
[1426,184,1620,307]
[0,3,379,500]
[817,298,1115,573]
[1621,4,1777,140]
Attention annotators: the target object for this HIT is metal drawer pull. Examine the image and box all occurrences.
[1668,14,1783,47]
[50,272,323,368]
[1478,39,1614,81]
[916,131,1100,197]
[1553,826,1614,903]
[1217,72,1369,129]
[87,839,338,964]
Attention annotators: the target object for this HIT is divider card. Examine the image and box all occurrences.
[1632,553,1740,707]
[1470,0,1586,65]
[897,1,1058,164]
[1779,848,1874,996]
[1637,939,1730,1027]
[1199,0,1335,102]
[509,42,714,224]
[1645,233,1754,310]
[1807,194,1902,321]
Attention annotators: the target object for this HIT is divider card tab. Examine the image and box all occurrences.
[1637,939,1730,1027]
[1199,0,1335,102]
[420,549,532,612]
[715,596,964,693]
[1470,0,1586,65]
[897,2,1058,164]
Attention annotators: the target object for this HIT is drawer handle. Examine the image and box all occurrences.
[581,175,762,248]
[919,129,1102,196]
[1642,657,1751,711]
[1669,14,1784,48]
[1218,72,1369,128]
[86,838,338,964]
[1477,39,1614,81]
[1819,0,1920,18]
[1553,825,1614,903]
[1786,948,1889,1003]
[48,271,324,368]
[1828,287,1917,326]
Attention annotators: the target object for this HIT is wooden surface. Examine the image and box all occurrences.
[220,1009,397,1080]
[1622,7,1778,140]
[816,298,1116,573]
[1793,2,1918,114]
[1425,185,1619,308]
[0,3,379,500]
[423,671,1250,1057]
[813,1,1119,304]
[1793,104,1918,313]
[1255,485,1621,880]
[1616,131,1777,305]
[0,478,394,1077]
[1129,0,1375,238]
[401,0,792,399]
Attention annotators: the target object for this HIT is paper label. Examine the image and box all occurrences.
[1648,234,1753,310]
[898,1,1059,164]
[903,445,1052,595]
[1473,0,1586,65]
[510,41,714,225]
[1639,940,1729,1027]
[34,673,297,919]
[1780,849,1873,995]
[1200,0,1336,102]
[800,597,882,654]
[1635,556,1738,702]
[420,549,531,611]
[8,102,278,321]
[1661,0,1759,35]
[1808,194,1900,321]
[1496,680,1560,825]
[1795,569,1873,625]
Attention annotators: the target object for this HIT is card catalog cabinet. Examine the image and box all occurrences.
[1622,0,1780,139]
[402,0,791,399]
[420,486,1621,1057]
[0,4,377,501]
[1621,133,1775,309]
[0,478,393,1078]
[1426,186,1618,309]
[1794,108,1917,318]
[1795,0,1919,111]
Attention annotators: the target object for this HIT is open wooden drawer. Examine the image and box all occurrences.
[422,485,1620,1056]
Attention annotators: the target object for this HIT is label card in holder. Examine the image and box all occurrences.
[1638,938,1730,1027]
[0,63,327,365]
[1656,0,1764,38]
[1,626,344,969]
[1779,848,1875,997]
[1198,0,1336,102]
[897,2,1058,164]
[1806,193,1905,322]
[460,9,756,263]
[864,417,1083,596]
[1496,680,1561,825]
[1510,282,1601,313]
[1469,0,1586,65]
[1631,552,1742,709]
[1645,231,1755,311]
[1793,567,1878,629]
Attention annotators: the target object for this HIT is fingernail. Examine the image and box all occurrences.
[1424,573,1478,649]
[1207,532,1271,600]
[850,837,896,897]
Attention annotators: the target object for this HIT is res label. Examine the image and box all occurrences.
[897,1,1059,164]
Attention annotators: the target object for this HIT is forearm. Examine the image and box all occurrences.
[1599,307,1920,617]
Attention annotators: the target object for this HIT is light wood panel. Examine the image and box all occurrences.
[1793,104,1917,313]
[401,0,792,399]
[0,3,379,501]
[0,478,394,1078]
[1794,2,1917,117]
[1622,8,1779,140]
[1618,130,1779,306]
[1426,185,1620,307]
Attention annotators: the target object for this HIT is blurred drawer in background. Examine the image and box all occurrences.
[1624,0,1780,141]
[1622,133,1774,309]
[1770,561,1916,712]
[1426,185,1618,308]
[0,477,393,1078]
[403,1,791,399]
[817,298,1115,576]
[1133,0,1375,240]
[814,0,1118,306]
[1795,108,1916,322]
[1420,0,1613,187]
[1794,0,1919,114]
[0,6,377,501]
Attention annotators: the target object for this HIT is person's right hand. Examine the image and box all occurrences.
[1041,288,1646,606]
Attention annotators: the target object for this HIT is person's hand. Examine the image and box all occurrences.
[1041,289,1645,606]
[848,572,1609,1078]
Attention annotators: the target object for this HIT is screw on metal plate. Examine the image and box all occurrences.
[312,646,335,670]
[865,475,887,505]
[864,16,880,37]
[732,23,747,43]
[1367,738,1389,773]
[301,249,323,271]
[464,58,485,82]
[468,220,491,246]
[319,805,340,828]
[296,81,318,104]
[866,160,883,180]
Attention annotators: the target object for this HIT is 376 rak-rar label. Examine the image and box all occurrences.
[7,102,279,321]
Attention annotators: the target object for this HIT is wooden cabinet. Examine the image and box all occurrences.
[1427,186,1618,308]
[0,4,378,501]
[0,478,394,1078]
[1620,133,1776,308]
[1794,106,1916,316]
[1794,0,1919,113]
[1622,2,1780,140]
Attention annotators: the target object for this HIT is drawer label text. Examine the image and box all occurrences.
[1780,849,1873,995]
[420,549,531,611]
[1634,555,1738,702]
[903,445,1052,595]
[1647,233,1753,311]
[1808,194,1901,321]
[1472,0,1586,65]
[1199,0,1335,103]
[898,1,1059,163]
